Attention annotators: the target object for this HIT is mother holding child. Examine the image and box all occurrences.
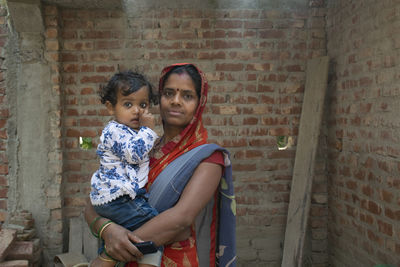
[85,63,236,267]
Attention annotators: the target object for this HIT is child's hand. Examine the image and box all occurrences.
[140,110,155,129]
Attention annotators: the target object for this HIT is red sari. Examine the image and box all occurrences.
[127,63,214,267]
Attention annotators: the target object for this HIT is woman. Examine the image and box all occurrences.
[85,63,236,267]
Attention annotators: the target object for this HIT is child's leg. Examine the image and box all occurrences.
[93,194,161,266]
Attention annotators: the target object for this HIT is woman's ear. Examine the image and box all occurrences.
[105,101,114,116]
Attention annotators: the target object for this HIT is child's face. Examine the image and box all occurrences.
[106,86,150,130]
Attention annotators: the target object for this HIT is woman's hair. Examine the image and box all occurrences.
[99,70,157,106]
[161,64,202,98]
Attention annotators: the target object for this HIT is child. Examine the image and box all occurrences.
[89,70,161,267]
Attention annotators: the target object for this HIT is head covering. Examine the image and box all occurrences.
[148,63,209,185]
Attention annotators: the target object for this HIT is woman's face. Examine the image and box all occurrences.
[160,72,199,131]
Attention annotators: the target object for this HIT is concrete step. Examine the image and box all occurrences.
[0,260,29,267]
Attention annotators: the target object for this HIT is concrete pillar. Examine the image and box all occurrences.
[6,0,63,265]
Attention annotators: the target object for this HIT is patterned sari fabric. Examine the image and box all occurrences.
[127,63,236,267]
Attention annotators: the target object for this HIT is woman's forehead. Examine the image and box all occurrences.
[164,73,196,91]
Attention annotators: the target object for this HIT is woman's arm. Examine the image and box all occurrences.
[132,162,222,243]
[84,199,145,262]
[100,161,222,261]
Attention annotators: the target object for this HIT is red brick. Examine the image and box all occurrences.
[80,75,108,84]
[96,40,123,50]
[215,63,243,71]
[63,63,79,73]
[63,20,94,29]
[0,164,8,175]
[361,184,373,197]
[62,30,77,39]
[379,189,393,203]
[45,40,59,51]
[0,187,7,198]
[5,241,33,260]
[45,28,58,39]
[215,20,242,29]
[259,29,285,38]
[384,208,400,221]
[80,87,94,95]
[79,118,103,127]
[213,40,242,49]
[64,197,87,207]
[96,65,115,72]
[61,53,78,62]
[377,220,393,236]
[0,229,17,261]
[45,17,58,27]
[165,31,196,40]
[345,180,357,190]
[44,6,58,16]
[64,41,93,51]
[66,174,89,183]
[0,199,6,209]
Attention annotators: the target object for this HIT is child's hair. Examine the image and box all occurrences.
[161,64,202,99]
[99,70,157,106]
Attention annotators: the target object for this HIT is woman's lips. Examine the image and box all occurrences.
[168,110,182,116]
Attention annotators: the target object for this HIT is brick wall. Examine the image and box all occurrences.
[326,0,400,266]
[57,2,329,266]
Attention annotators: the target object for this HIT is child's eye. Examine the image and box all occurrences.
[123,102,132,108]
[140,103,148,108]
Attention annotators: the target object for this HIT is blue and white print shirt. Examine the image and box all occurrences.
[90,120,158,206]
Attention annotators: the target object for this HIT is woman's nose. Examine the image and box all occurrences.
[171,93,181,105]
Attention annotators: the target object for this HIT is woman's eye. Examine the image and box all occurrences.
[183,94,194,100]
[163,90,173,97]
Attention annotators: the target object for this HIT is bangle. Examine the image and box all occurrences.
[89,216,102,238]
[104,245,118,262]
[99,222,113,239]
[99,254,115,262]
[97,220,113,239]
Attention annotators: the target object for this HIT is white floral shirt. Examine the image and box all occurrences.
[90,120,158,206]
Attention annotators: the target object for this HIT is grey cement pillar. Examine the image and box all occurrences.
[6,0,63,265]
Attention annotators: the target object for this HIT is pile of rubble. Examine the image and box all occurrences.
[0,211,41,267]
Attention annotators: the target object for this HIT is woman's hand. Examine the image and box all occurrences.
[84,199,144,262]
[101,222,144,262]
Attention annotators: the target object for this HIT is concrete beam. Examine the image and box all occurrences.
[7,1,43,33]
[41,0,122,9]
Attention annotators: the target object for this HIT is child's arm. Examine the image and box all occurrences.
[105,122,158,164]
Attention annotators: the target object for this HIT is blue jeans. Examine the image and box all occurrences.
[94,188,158,230]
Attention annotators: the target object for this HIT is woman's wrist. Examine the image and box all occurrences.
[90,216,112,238]
[89,216,102,238]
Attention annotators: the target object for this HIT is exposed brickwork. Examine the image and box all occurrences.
[58,3,328,266]
[0,4,9,225]
[43,4,64,262]
[3,0,400,265]
[327,0,400,265]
